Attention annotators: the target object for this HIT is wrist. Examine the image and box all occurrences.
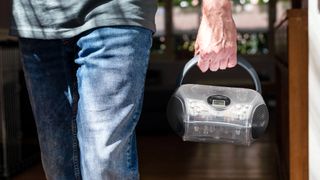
[202,0,233,22]
[202,0,231,10]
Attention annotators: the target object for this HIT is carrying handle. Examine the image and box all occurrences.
[177,55,262,94]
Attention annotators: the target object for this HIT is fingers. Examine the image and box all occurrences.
[219,53,228,70]
[197,55,210,72]
[197,50,236,72]
[209,59,219,71]
[211,49,227,71]
[227,51,237,68]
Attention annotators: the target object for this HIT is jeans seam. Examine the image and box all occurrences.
[63,39,82,180]
[71,111,81,179]
[126,50,149,180]
[126,133,136,180]
[71,64,81,180]
[126,88,146,180]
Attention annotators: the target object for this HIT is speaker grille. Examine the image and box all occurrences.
[167,96,185,136]
[252,104,269,139]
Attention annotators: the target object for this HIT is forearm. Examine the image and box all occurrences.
[202,0,233,26]
[195,0,237,72]
[202,0,232,11]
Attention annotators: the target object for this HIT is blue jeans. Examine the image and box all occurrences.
[19,26,152,180]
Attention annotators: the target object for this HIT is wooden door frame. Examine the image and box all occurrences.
[287,9,308,180]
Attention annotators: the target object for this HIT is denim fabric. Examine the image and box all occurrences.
[19,26,152,180]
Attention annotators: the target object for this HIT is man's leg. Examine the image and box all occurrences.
[75,26,152,180]
[19,38,81,180]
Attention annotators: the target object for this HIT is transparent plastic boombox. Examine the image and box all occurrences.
[167,56,269,146]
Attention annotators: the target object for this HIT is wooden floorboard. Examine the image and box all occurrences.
[12,134,279,180]
[138,135,278,180]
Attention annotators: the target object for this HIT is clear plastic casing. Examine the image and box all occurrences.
[176,84,267,146]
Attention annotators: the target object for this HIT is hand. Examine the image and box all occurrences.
[195,0,237,72]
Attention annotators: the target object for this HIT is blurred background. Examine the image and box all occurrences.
[1,0,317,179]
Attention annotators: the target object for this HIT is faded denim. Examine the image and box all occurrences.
[19,26,152,180]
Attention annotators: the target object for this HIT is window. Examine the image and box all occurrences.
[233,0,269,55]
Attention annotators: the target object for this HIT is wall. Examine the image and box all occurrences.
[0,0,11,37]
[0,1,10,28]
[309,0,320,180]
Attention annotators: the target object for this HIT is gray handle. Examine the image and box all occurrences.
[177,55,262,94]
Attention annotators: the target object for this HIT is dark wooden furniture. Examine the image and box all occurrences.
[274,9,308,180]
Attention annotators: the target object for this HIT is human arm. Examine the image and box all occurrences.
[195,0,237,72]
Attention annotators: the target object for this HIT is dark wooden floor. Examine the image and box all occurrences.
[12,134,279,180]
[140,135,279,180]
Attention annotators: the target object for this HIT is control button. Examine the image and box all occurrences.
[235,104,242,110]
